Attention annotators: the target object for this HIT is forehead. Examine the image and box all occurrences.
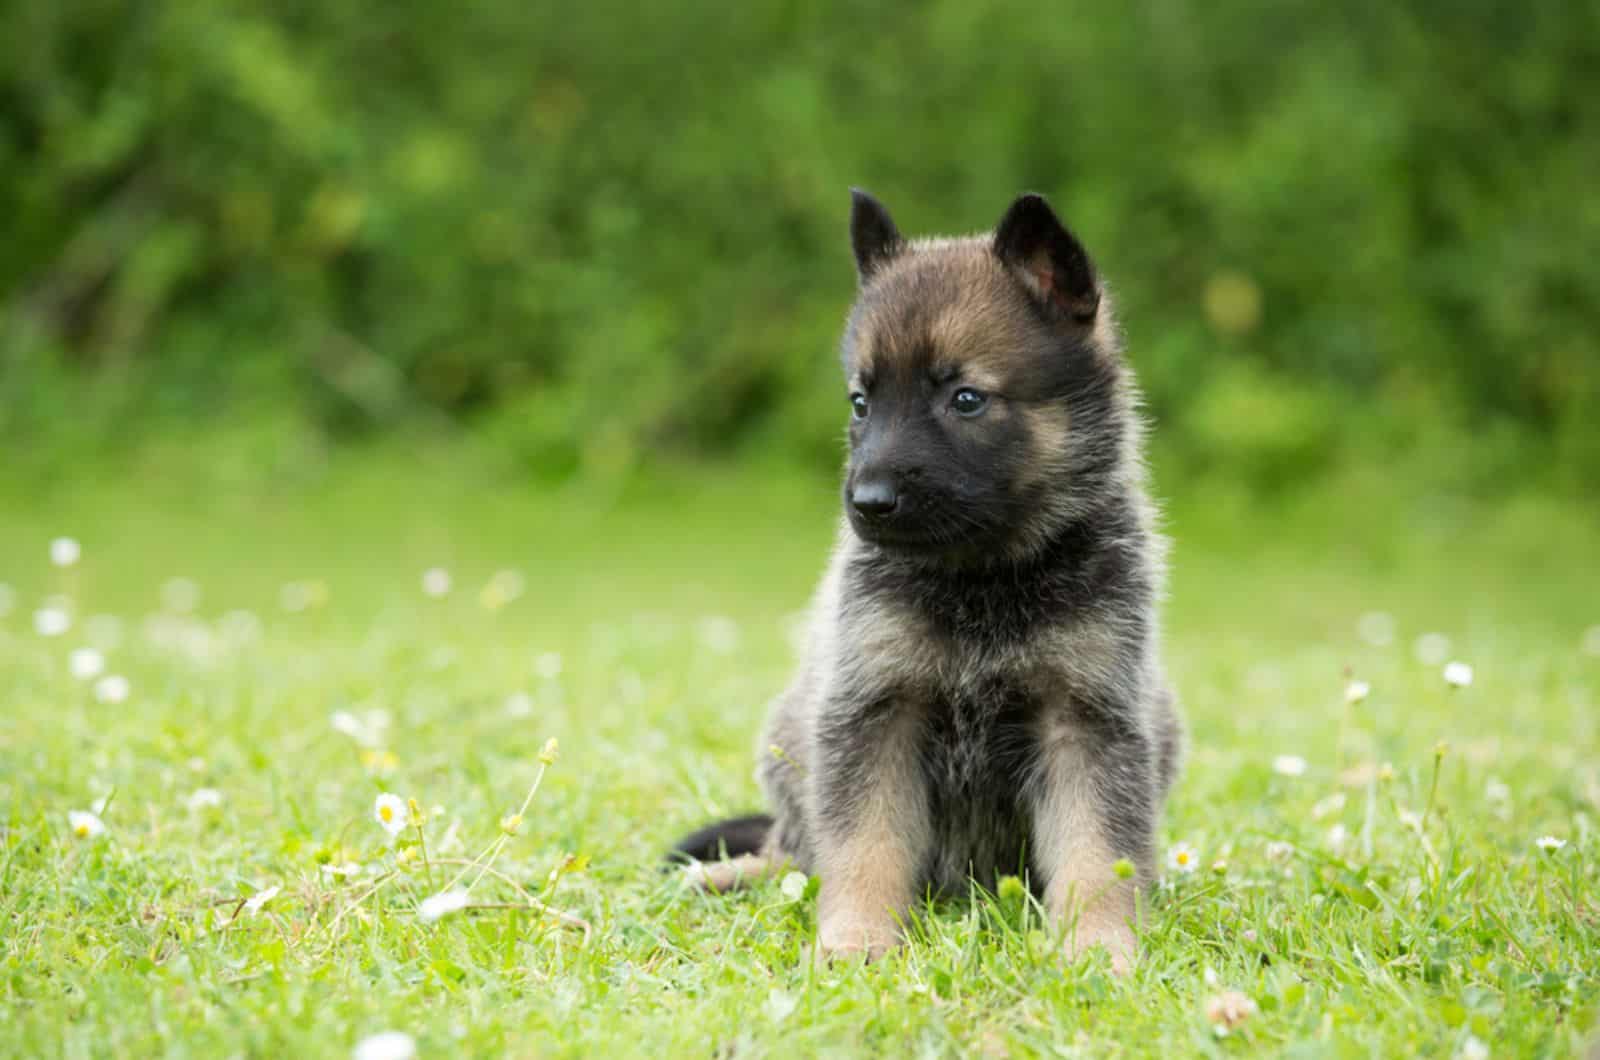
[845,240,1044,390]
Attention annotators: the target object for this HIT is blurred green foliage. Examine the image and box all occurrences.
[2,1,1597,491]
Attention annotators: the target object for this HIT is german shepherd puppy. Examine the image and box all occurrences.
[673,191,1181,971]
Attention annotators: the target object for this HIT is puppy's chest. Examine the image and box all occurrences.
[918,671,1037,790]
[916,672,1041,890]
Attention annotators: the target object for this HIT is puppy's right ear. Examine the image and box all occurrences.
[993,193,1100,324]
[850,188,904,283]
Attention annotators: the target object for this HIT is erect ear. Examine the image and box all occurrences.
[993,193,1100,323]
[849,188,904,282]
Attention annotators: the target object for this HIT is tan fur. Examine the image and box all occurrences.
[1015,402,1074,492]
[811,702,930,960]
[1032,712,1140,974]
[852,239,1035,389]
[683,853,777,893]
[853,237,1110,400]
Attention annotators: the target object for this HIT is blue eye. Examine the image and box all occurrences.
[951,388,988,416]
[850,393,869,419]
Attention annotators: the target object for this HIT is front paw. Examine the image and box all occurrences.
[816,915,899,963]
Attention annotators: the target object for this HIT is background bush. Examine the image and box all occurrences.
[3,0,1597,491]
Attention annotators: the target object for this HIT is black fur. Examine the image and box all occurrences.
[845,508,1151,650]
[994,192,1101,322]
[667,813,773,865]
[916,675,1037,891]
[849,188,905,282]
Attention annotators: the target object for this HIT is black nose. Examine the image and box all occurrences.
[850,477,898,517]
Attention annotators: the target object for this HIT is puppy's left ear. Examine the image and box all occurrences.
[993,194,1100,324]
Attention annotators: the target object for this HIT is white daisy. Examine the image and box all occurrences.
[49,537,82,567]
[1166,842,1199,874]
[1443,661,1474,688]
[421,568,452,598]
[1485,779,1511,803]
[352,1031,417,1060]
[1535,835,1567,852]
[418,889,470,922]
[1414,632,1451,666]
[34,608,71,637]
[68,810,106,839]
[764,988,799,1023]
[1311,792,1347,820]
[186,788,223,811]
[332,708,389,747]
[1264,840,1294,863]
[1459,1034,1489,1060]
[322,862,363,878]
[1326,824,1350,851]
[1344,679,1371,705]
[330,710,365,739]
[243,885,280,915]
[1356,611,1396,647]
[374,793,408,836]
[1272,755,1308,777]
[94,674,130,704]
[69,647,105,681]
[780,871,809,901]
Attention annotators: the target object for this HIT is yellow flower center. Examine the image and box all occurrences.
[380,806,394,822]
[74,824,89,837]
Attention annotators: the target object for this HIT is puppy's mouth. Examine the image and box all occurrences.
[846,510,973,554]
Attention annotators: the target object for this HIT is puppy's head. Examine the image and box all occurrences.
[839,190,1132,562]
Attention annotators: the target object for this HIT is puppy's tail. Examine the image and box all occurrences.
[666,813,773,865]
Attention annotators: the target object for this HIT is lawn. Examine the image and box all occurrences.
[2,446,1596,1057]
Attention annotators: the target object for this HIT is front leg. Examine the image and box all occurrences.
[1029,702,1159,975]
[810,695,929,961]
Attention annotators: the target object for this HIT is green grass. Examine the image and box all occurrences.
[2,447,1597,1057]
